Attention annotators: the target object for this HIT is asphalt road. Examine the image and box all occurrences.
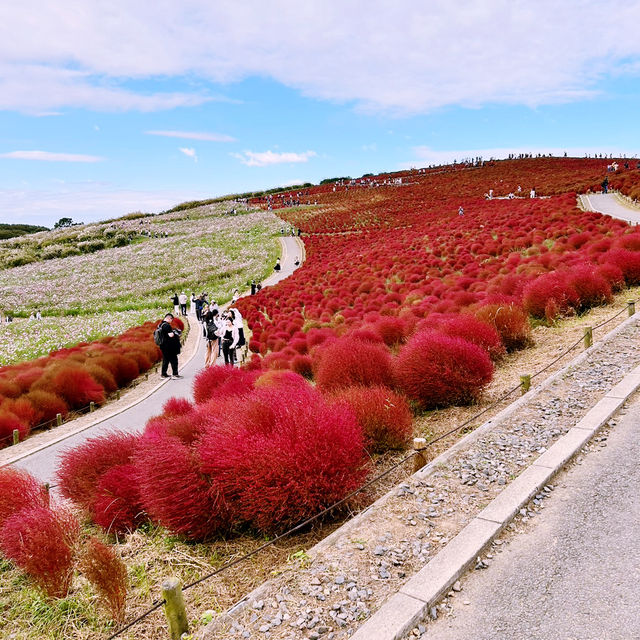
[584,193,640,224]
[13,235,303,489]
[425,393,640,640]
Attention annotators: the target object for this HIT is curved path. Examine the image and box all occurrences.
[582,192,640,224]
[10,236,304,489]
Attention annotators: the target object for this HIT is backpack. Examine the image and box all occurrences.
[206,322,218,340]
[154,323,165,347]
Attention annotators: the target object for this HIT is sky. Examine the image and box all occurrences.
[1,0,640,227]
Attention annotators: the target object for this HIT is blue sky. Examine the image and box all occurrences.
[1,0,640,226]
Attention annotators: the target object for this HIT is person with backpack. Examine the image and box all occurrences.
[155,313,183,378]
[203,308,221,366]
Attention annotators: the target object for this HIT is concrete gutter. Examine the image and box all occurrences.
[350,363,640,640]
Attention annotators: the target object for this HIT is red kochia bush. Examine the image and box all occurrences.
[192,365,256,404]
[332,385,413,452]
[429,314,506,361]
[0,468,49,527]
[0,410,29,446]
[394,330,494,409]
[79,537,128,622]
[314,338,393,391]
[50,366,106,408]
[523,271,579,320]
[91,463,146,534]
[0,506,80,598]
[56,432,140,510]
[604,249,640,285]
[567,264,612,310]
[475,303,532,351]
[197,385,369,533]
[23,390,68,423]
[136,429,228,540]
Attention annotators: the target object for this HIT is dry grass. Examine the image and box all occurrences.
[1,289,639,640]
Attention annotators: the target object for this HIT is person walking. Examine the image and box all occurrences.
[274,258,281,272]
[179,292,188,316]
[172,293,180,315]
[229,307,246,349]
[190,293,196,315]
[203,309,221,366]
[157,313,182,378]
[602,177,609,194]
[231,288,240,304]
[218,315,239,365]
[251,280,257,295]
[458,206,464,216]
[195,295,203,322]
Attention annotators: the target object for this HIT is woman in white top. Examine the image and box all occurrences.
[190,293,196,315]
[229,308,245,348]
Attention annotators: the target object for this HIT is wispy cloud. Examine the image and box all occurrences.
[146,130,235,142]
[179,147,197,161]
[0,150,104,162]
[232,150,317,167]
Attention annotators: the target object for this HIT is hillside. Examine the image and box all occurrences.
[0,224,49,241]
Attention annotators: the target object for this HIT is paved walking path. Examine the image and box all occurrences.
[9,235,303,489]
[583,192,640,224]
[423,393,640,640]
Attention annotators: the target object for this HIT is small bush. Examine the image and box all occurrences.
[604,249,640,285]
[23,390,68,423]
[0,410,29,446]
[0,468,49,527]
[79,537,128,622]
[475,303,532,351]
[0,506,80,598]
[56,432,140,510]
[192,365,255,404]
[567,265,612,310]
[197,386,369,533]
[136,429,229,540]
[290,354,313,377]
[523,271,579,320]
[332,385,413,452]
[314,338,393,391]
[394,330,494,409]
[428,314,505,361]
[50,366,105,408]
[91,464,146,534]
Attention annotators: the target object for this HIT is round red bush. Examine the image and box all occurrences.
[0,411,29,447]
[91,463,146,534]
[567,264,612,310]
[192,365,256,404]
[332,385,413,452]
[50,366,106,408]
[0,468,49,527]
[290,354,313,378]
[56,431,141,510]
[523,271,579,320]
[23,390,68,423]
[198,385,369,533]
[314,338,393,391]
[394,330,494,409]
[429,314,506,361]
[0,505,80,598]
[136,429,229,540]
[475,303,532,351]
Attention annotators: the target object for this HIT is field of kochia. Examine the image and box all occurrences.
[1,157,640,636]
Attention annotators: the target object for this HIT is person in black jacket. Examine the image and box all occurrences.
[159,313,182,378]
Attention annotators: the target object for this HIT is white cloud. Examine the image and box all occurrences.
[146,130,235,142]
[179,147,198,161]
[403,145,640,168]
[0,150,103,162]
[1,2,640,114]
[232,150,317,167]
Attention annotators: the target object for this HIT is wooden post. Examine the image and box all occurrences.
[161,578,189,640]
[56,413,63,426]
[116,390,121,400]
[90,401,95,412]
[628,300,636,317]
[520,374,531,395]
[12,429,19,445]
[584,326,593,349]
[413,437,428,473]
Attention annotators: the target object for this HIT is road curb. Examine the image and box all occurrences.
[349,364,640,640]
